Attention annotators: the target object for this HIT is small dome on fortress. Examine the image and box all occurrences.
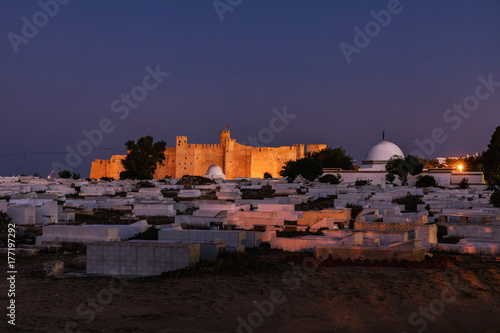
[204,165,225,180]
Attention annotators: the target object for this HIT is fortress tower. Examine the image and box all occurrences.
[219,130,231,146]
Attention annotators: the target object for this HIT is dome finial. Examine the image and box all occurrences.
[382,130,385,141]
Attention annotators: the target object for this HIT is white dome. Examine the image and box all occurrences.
[206,165,223,176]
[364,141,404,161]
[205,165,225,180]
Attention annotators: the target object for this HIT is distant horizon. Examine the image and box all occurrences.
[0,127,489,178]
[1,1,499,177]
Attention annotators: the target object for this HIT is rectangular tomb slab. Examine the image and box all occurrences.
[36,222,149,245]
[199,241,226,260]
[158,229,247,247]
[316,239,425,262]
[86,241,200,276]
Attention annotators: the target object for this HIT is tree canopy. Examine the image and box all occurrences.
[491,188,500,207]
[280,158,323,182]
[483,126,500,186]
[58,169,80,179]
[422,158,444,169]
[319,174,341,184]
[392,195,425,212]
[120,136,166,180]
[385,155,423,185]
[58,170,72,179]
[307,147,355,170]
[415,175,437,188]
[444,155,483,172]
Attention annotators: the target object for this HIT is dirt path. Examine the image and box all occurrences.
[1,252,499,333]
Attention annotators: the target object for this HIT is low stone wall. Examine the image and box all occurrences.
[232,211,284,227]
[354,221,418,232]
[132,203,176,217]
[87,240,200,276]
[271,234,363,252]
[36,222,149,245]
[446,225,500,241]
[316,240,425,261]
[158,229,247,246]
[297,209,350,226]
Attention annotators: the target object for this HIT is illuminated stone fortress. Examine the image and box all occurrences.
[90,131,326,180]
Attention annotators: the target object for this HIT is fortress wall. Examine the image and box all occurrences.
[306,144,327,154]
[90,155,127,179]
[109,156,126,178]
[90,144,303,180]
[194,146,223,178]
[89,131,315,180]
[276,146,305,176]
[89,160,108,179]
[172,143,223,178]
[175,142,194,177]
[224,142,252,179]
[250,147,272,178]
[293,144,306,160]
[154,148,176,178]
[250,146,303,178]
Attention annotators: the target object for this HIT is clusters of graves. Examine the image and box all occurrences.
[1,175,499,276]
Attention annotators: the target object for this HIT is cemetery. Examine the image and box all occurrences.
[1,156,500,331]
[2,152,500,333]
[0,171,499,279]
[4,1,500,330]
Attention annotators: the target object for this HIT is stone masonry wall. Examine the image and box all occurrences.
[90,131,315,180]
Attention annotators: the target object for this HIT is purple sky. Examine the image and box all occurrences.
[1,0,499,177]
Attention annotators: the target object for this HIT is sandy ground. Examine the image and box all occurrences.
[1,250,499,333]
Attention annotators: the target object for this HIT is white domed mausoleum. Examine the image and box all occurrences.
[360,140,405,171]
[322,137,486,188]
[204,165,226,180]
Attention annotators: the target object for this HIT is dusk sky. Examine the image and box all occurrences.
[1,0,499,177]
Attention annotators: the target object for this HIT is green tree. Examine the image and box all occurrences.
[319,174,341,184]
[346,204,363,229]
[355,179,371,186]
[385,172,396,184]
[392,195,424,212]
[280,158,323,182]
[444,155,483,172]
[483,126,500,186]
[465,154,484,172]
[307,147,355,170]
[444,157,456,168]
[491,188,500,207]
[263,172,272,179]
[415,175,437,188]
[458,178,469,189]
[72,173,80,180]
[385,155,423,186]
[137,180,155,188]
[120,136,166,180]
[423,158,443,169]
[58,169,72,179]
